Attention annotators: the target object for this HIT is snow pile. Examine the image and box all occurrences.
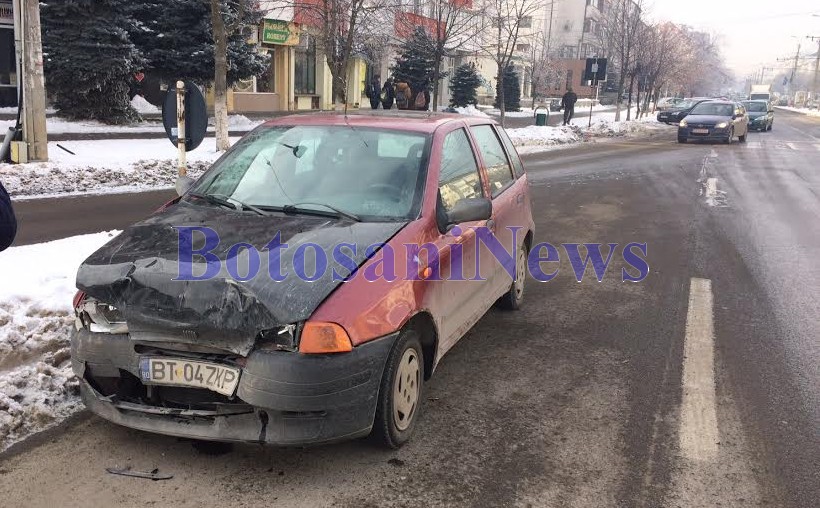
[583,115,665,137]
[507,125,582,150]
[208,114,266,129]
[0,138,237,198]
[487,108,536,118]
[0,117,165,135]
[452,105,491,118]
[130,95,161,114]
[0,231,120,451]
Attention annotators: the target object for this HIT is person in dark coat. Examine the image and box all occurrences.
[367,75,381,110]
[381,77,395,110]
[0,179,17,251]
[561,87,578,125]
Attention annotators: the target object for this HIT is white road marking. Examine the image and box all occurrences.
[680,278,719,462]
[786,142,799,150]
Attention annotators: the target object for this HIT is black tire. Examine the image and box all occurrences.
[725,128,733,144]
[768,122,773,131]
[677,136,686,143]
[497,241,528,310]
[739,130,747,143]
[372,329,424,449]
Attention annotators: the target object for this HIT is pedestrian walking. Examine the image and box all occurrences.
[0,179,17,252]
[367,74,381,110]
[561,87,578,125]
[396,81,412,110]
[381,77,395,110]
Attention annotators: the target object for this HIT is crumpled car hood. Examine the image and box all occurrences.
[76,201,406,355]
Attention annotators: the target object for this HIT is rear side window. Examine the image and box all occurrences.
[470,125,514,196]
[438,128,483,212]
[495,127,525,178]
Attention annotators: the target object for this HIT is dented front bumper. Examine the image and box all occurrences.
[71,328,397,445]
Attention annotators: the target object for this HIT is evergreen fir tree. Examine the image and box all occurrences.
[391,27,436,97]
[495,65,521,112]
[127,0,268,85]
[449,63,481,108]
[41,0,144,124]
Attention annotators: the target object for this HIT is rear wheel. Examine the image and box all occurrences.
[372,329,424,448]
[497,241,528,310]
[767,122,773,131]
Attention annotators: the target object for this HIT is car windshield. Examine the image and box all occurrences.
[190,125,430,221]
[743,102,767,112]
[676,100,696,109]
[689,103,733,116]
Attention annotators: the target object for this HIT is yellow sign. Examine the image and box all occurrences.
[261,19,300,46]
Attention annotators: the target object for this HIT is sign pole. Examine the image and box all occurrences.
[588,81,595,128]
[176,80,186,177]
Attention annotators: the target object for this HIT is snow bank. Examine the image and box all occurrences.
[0,137,238,198]
[0,231,120,452]
[130,95,161,114]
[0,114,261,135]
[775,106,820,117]
[208,114,266,130]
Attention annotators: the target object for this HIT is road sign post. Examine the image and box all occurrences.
[176,81,186,177]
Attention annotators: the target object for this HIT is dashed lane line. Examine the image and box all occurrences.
[679,277,719,462]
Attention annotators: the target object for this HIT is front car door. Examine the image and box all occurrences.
[467,123,520,301]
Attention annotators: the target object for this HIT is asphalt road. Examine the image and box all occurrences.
[2,110,819,507]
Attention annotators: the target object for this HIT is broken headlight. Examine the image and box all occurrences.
[255,323,299,352]
[74,294,129,334]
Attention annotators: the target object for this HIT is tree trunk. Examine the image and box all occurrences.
[615,73,627,121]
[432,58,441,112]
[497,65,506,126]
[626,74,636,121]
[210,0,230,151]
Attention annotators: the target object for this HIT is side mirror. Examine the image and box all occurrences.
[445,197,492,228]
[175,175,195,196]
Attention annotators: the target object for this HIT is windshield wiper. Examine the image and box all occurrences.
[189,193,268,216]
[282,202,360,222]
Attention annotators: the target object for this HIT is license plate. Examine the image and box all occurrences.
[692,128,709,134]
[139,357,241,396]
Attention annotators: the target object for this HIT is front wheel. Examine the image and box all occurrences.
[739,130,747,143]
[767,122,773,131]
[678,136,686,143]
[725,128,734,144]
[372,330,424,448]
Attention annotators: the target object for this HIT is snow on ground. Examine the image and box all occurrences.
[507,125,582,152]
[130,95,160,114]
[775,106,820,117]
[0,114,263,135]
[0,106,57,115]
[0,231,120,452]
[0,137,239,198]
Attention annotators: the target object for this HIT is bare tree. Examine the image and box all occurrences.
[397,0,483,111]
[598,0,645,121]
[479,0,543,125]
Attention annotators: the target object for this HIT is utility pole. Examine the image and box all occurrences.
[18,0,48,161]
[808,36,820,99]
[577,0,590,59]
[789,41,801,97]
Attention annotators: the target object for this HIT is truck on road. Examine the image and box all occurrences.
[749,84,772,103]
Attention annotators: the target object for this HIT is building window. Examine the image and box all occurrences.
[598,0,605,13]
[294,35,316,95]
[516,43,531,53]
[520,16,532,28]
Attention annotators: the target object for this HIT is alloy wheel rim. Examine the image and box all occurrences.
[393,348,420,431]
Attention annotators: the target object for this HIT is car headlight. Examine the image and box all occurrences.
[74,294,129,334]
[715,122,728,129]
[679,119,688,127]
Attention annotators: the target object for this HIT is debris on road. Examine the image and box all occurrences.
[105,466,173,481]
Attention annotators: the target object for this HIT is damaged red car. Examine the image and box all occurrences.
[71,112,534,448]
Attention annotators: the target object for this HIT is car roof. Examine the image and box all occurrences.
[261,111,496,134]
[742,99,768,103]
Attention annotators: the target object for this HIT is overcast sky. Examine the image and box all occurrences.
[648,0,820,79]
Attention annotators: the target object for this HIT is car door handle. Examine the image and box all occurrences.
[516,193,524,204]
[486,218,496,231]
